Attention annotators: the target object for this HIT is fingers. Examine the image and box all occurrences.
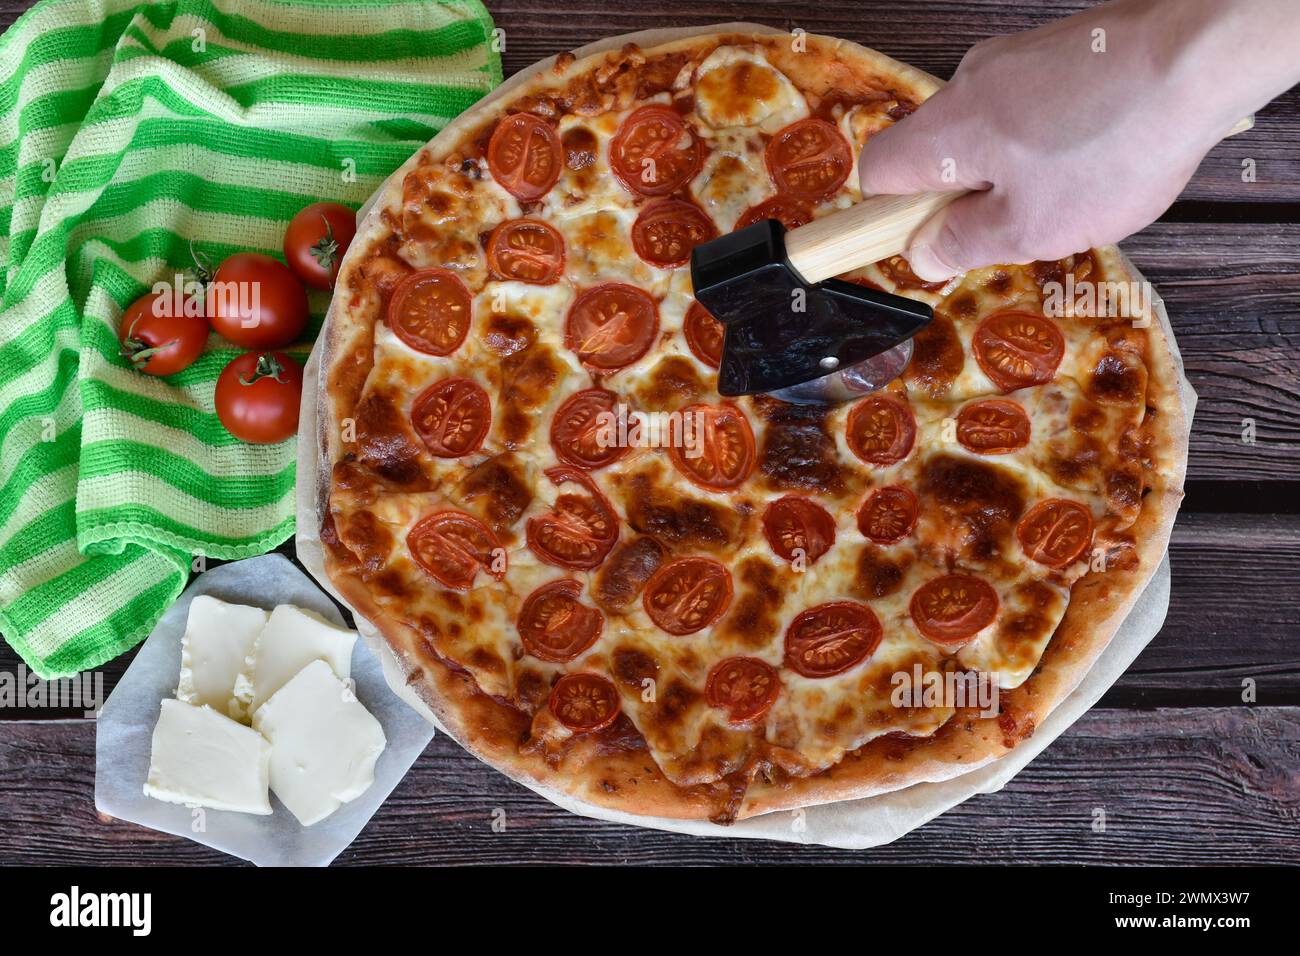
[856,91,989,196]
[905,188,1025,282]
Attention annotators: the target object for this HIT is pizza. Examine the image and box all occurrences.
[317,26,1187,823]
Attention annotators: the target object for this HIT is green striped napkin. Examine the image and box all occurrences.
[0,0,502,678]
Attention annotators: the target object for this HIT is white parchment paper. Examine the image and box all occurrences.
[94,553,435,866]
[293,24,1196,849]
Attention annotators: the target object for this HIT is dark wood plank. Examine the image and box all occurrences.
[2,707,1295,865]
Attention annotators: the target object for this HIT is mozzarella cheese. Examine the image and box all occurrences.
[251,660,387,826]
[693,47,808,132]
[144,699,272,814]
[176,596,268,721]
[234,604,356,713]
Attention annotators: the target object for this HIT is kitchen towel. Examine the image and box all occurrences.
[0,0,502,678]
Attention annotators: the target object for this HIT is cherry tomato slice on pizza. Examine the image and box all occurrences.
[972,310,1066,392]
[631,199,717,268]
[668,402,755,492]
[765,119,852,200]
[956,398,1031,455]
[410,377,491,458]
[387,268,472,355]
[876,254,948,292]
[550,388,628,470]
[846,393,916,466]
[706,656,780,723]
[762,495,836,566]
[857,485,920,545]
[549,672,621,733]
[526,467,619,570]
[643,556,732,636]
[486,218,565,285]
[735,195,814,231]
[565,283,659,371]
[784,601,882,678]
[487,113,562,201]
[909,574,999,645]
[517,579,605,663]
[407,510,505,591]
[609,105,701,198]
[1016,498,1095,569]
[683,301,724,369]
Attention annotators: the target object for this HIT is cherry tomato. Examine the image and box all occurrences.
[213,351,303,444]
[1016,498,1094,569]
[517,579,604,663]
[631,199,717,268]
[550,389,627,470]
[283,201,356,290]
[762,495,836,566]
[387,268,472,355]
[526,467,619,570]
[118,291,208,376]
[549,673,621,733]
[784,601,881,678]
[642,556,732,636]
[410,377,491,458]
[956,399,1031,455]
[909,574,999,645]
[735,195,814,231]
[609,105,701,197]
[857,485,919,544]
[846,393,916,466]
[668,402,756,491]
[206,252,308,349]
[487,113,562,201]
[877,254,948,292]
[407,510,505,590]
[683,301,724,369]
[564,283,658,371]
[765,119,852,199]
[972,311,1065,392]
[486,218,565,284]
[706,656,780,723]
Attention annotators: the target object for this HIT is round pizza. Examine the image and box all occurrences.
[317,26,1188,823]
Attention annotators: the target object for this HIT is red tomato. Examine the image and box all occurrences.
[118,291,208,376]
[765,119,852,199]
[784,601,882,678]
[972,311,1066,392]
[735,195,814,231]
[213,351,303,444]
[683,301,724,369]
[410,377,491,458]
[564,283,658,371]
[1016,498,1095,569]
[487,113,562,201]
[909,574,999,645]
[207,252,308,349]
[642,556,732,636]
[517,579,604,663]
[387,268,472,356]
[407,510,505,590]
[283,202,356,290]
[486,218,565,284]
[706,656,780,723]
[631,199,717,268]
[526,467,619,570]
[609,105,701,197]
[762,495,836,566]
[846,393,916,466]
[667,402,755,491]
[550,389,627,470]
[955,399,1032,455]
[548,673,621,733]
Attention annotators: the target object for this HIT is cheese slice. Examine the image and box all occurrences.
[144,699,272,814]
[176,595,268,722]
[251,660,387,826]
[234,604,356,713]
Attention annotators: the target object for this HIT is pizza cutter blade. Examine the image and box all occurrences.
[690,192,959,405]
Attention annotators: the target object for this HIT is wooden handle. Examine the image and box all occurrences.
[784,114,1256,285]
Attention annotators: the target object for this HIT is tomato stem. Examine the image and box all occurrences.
[238,352,288,386]
[310,215,340,286]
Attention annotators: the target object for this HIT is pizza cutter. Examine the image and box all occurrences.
[690,190,959,405]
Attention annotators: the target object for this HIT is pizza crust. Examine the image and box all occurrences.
[315,27,1189,822]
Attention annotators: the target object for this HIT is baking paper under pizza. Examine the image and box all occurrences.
[319,28,1187,823]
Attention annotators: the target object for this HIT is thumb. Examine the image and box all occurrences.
[857,98,988,196]
[904,188,1023,282]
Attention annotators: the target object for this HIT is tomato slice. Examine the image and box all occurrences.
[549,672,621,733]
[668,402,755,491]
[764,119,852,200]
[526,467,619,570]
[784,601,882,678]
[846,393,916,466]
[1016,498,1094,569]
[486,113,562,201]
[877,255,948,292]
[410,377,491,458]
[565,283,659,371]
[972,311,1066,392]
[706,656,780,723]
[643,556,732,636]
[683,301,725,369]
[486,218,565,284]
[387,268,472,356]
[909,574,999,645]
[735,195,814,231]
[762,495,836,566]
[956,398,1031,455]
[609,105,701,197]
[857,485,919,544]
[407,510,505,590]
[517,579,604,663]
[631,199,717,268]
[550,388,627,469]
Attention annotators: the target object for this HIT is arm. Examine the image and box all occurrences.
[857,0,1300,281]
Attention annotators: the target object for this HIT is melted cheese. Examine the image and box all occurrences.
[693,46,808,132]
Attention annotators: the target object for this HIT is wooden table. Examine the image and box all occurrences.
[1,0,1297,866]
